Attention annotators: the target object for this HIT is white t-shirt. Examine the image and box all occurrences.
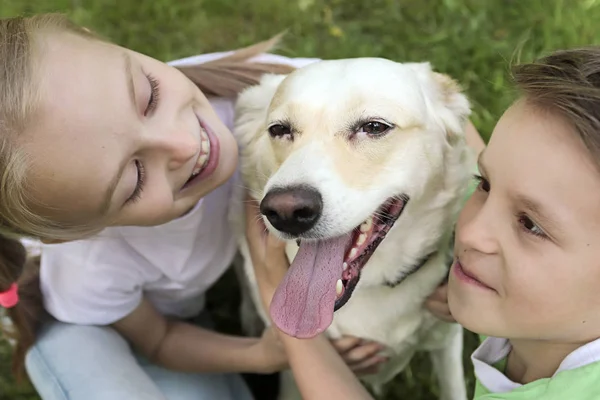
[37,50,320,326]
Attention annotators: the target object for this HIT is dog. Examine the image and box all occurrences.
[229,57,475,400]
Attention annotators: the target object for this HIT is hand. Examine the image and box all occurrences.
[244,194,290,310]
[424,282,456,323]
[253,326,289,374]
[331,336,388,376]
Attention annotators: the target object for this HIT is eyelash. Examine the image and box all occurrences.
[127,160,145,204]
[516,213,546,238]
[471,174,547,240]
[144,74,160,116]
[473,174,490,192]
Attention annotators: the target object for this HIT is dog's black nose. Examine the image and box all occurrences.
[260,186,323,235]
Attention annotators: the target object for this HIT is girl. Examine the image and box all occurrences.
[245,46,600,399]
[0,13,384,399]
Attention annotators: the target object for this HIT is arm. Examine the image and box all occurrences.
[112,297,286,374]
[279,334,374,400]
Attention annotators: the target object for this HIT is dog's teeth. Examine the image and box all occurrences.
[356,233,366,246]
[360,218,373,233]
[336,279,343,296]
[349,248,357,259]
[343,262,348,271]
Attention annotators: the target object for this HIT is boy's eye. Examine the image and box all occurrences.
[144,74,160,116]
[473,174,490,192]
[517,213,546,238]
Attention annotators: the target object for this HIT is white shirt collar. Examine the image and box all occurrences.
[472,336,600,394]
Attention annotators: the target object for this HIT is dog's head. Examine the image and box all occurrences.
[235,58,470,338]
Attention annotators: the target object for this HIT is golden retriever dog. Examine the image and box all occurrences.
[229,58,474,400]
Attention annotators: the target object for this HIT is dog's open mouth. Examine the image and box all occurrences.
[334,196,408,311]
[269,195,408,339]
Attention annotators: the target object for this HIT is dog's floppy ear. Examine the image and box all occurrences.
[406,62,471,139]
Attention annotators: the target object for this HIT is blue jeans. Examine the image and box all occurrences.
[25,317,254,400]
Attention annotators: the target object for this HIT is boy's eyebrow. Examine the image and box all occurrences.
[97,54,136,216]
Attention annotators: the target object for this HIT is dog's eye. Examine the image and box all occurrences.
[359,121,391,136]
[268,124,292,138]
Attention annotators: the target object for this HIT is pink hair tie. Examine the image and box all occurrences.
[0,283,19,308]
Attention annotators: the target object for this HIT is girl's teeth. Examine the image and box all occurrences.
[197,153,208,169]
[192,167,201,176]
[199,129,211,155]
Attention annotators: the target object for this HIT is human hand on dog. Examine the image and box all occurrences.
[252,325,290,374]
[424,282,456,323]
[330,336,388,376]
[244,194,290,311]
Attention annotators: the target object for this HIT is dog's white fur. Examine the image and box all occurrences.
[228,58,474,399]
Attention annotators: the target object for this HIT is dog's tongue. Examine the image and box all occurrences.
[270,235,351,338]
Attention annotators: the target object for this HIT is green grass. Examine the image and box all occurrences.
[1,0,600,398]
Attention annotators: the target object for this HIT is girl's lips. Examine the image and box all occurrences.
[180,116,221,191]
[452,259,495,291]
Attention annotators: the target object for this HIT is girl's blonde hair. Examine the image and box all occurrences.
[0,13,295,380]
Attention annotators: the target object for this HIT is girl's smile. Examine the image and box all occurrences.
[22,32,239,232]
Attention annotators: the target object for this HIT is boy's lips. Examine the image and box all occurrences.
[452,259,495,291]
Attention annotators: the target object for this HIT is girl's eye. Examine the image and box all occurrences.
[473,174,490,192]
[127,160,145,204]
[144,74,160,116]
[517,213,546,239]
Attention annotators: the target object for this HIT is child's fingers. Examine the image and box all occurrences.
[353,364,381,376]
[244,195,265,242]
[424,298,449,314]
[349,355,387,375]
[426,282,448,302]
[265,230,288,257]
[244,195,286,258]
[330,336,362,353]
[342,341,383,364]
[424,299,456,323]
